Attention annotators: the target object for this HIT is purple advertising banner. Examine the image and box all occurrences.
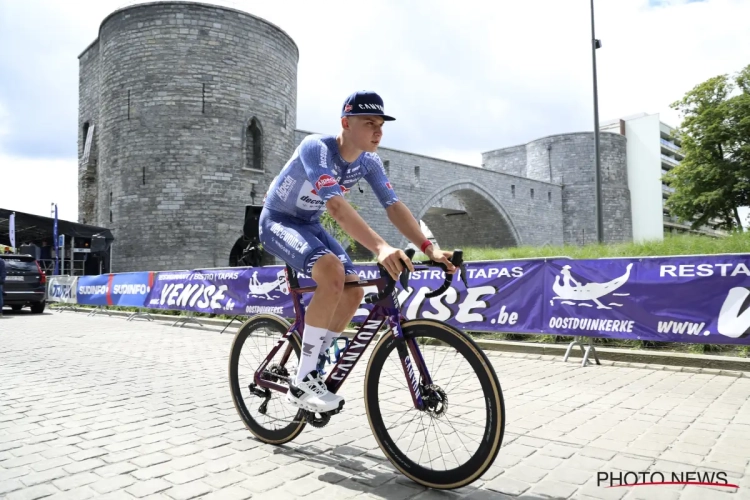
[542,255,750,345]
[140,254,750,345]
[145,267,295,317]
[348,259,548,335]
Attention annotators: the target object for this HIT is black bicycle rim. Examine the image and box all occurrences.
[365,320,505,489]
[228,314,307,444]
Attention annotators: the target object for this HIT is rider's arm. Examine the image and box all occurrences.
[385,201,432,251]
[362,154,431,250]
[363,154,454,271]
[326,197,390,255]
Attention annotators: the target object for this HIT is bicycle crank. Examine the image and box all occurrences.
[302,411,331,428]
[302,402,344,428]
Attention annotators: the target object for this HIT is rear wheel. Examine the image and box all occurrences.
[364,319,505,489]
[30,301,45,314]
[228,314,307,444]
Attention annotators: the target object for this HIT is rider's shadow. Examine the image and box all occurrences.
[267,441,408,492]
[263,440,557,498]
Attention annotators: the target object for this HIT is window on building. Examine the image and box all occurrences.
[245,117,263,171]
[82,122,95,165]
[511,185,515,198]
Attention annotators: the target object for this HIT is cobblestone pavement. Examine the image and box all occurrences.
[1,310,749,500]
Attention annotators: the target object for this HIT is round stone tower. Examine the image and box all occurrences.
[77,1,298,272]
[524,132,632,245]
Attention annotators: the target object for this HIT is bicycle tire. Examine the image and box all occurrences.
[364,319,505,489]
[228,314,307,444]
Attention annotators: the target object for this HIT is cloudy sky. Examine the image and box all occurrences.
[1,0,748,222]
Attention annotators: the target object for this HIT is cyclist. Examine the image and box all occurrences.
[259,90,456,413]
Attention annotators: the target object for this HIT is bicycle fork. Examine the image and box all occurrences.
[392,319,433,411]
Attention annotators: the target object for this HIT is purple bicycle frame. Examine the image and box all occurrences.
[253,266,433,411]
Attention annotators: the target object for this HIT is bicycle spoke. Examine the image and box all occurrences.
[372,338,492,473]
[230,318,306,439]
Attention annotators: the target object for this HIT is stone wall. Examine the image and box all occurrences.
[77,41,100,226]
[78,2,298,272]
[483,132,632,245]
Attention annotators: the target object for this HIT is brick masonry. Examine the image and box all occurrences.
[78,1,632,273]
[2,312,749,500]
[78,2,298,272]
[483,132,632,246]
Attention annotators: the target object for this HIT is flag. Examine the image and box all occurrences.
[9,212,15,251]
[53,204,59,275]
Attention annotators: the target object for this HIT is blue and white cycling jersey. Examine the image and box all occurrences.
[263,134,399,220]
[259,134,399,276]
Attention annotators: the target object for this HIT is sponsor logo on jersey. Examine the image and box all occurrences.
[315,174,338,192]
[319,146,328,169]
[386,182,392,189]
[276,175,296,202]
[296,181,326,210]
[311,184,350,196]
[269,222,309,254]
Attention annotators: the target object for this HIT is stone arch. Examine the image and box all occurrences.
[413,181,521,250]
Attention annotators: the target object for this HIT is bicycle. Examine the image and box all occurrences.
[228,248,505,489]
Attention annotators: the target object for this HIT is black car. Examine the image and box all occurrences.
[1,254,47,313]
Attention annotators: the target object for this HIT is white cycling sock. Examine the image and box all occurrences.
[296,324,328,386]
[319,329,341,358]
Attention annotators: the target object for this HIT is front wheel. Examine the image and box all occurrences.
[364,320,505,490]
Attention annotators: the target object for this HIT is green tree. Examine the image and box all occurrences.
[320,202,360,252]
[663,64,750,232]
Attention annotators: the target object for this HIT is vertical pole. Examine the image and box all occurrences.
[591,0,604,244]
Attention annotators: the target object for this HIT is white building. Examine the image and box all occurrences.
[600,112,725,242]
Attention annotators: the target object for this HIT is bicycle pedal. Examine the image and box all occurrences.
[329,400,345,415]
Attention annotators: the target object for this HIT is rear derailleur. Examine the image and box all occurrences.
[248,363,290,414]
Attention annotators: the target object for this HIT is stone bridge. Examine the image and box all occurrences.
[293,131,565,259]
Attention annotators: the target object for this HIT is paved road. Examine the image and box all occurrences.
[1,310,749,500]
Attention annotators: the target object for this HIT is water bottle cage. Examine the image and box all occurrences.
[332,337,349,363]
[316,337,351,375]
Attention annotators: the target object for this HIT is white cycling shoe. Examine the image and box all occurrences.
[286,369,345,413]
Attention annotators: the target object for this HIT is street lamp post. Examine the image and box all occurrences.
[591,0,603,244]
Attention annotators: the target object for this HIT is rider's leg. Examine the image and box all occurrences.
[258,210,346,410]
[295,251,345,385]
[319,274,364,357]
[312,227,364,358]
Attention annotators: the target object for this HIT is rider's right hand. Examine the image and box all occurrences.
[377,245,415,281]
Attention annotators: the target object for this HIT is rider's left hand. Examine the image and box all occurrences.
[425,246,456,274]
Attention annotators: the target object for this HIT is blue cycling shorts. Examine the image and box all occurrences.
[259,208,357,277]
